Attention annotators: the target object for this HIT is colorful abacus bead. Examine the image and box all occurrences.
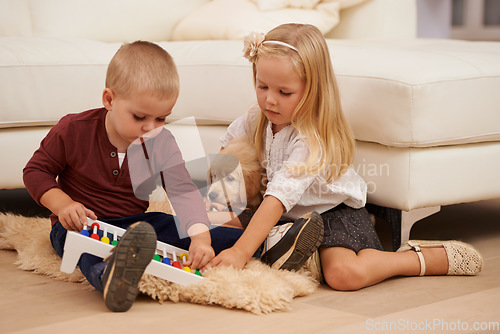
[179,253,193,272]
[90,223,100,240]
[100,228,110,244]
[172,253,181,268]
[153,254,161,262]
[194,270,202,276]
[111,233,118,246]
[180,253,189,263]
[79,218,89,236]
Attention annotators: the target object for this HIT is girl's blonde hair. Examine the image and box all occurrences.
[106,40,179,99]
[250,24,355,183]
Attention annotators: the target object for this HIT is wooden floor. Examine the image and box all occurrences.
[1,198,499,334]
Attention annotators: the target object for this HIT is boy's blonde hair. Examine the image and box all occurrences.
[106,41,179,99]
[251,24,355,183]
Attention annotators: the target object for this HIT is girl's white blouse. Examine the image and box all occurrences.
[220,107,367,220]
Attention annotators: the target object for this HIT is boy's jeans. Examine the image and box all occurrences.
[50,212,246,291]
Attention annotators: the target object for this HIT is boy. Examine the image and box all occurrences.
[23,41,244,312]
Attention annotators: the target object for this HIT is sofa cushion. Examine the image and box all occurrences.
[325,0,417,39]
[171,0,367,40]
[28,0,209,42]
[0,38,255,129]
[331,39,500,147]
[0,38,116,128]
[0,0,32,37]
[1,38,499,149]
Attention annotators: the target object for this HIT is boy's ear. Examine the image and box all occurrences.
[102,88,115,110]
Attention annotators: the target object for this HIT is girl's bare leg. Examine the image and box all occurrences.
[320,246,449,291]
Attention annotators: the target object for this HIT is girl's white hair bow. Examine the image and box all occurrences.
[242,32,265,63]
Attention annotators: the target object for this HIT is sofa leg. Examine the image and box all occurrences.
[400,206,441,246]
[366,204,441,251]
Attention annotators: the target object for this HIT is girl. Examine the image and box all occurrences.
[205,23,483,290]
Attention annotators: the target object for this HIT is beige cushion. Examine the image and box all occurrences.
[1,38,499,149]
[171,0,367,40]
[0,0,32,37]
[325,0,417,39]
[0,38,116,128]
[28,0,208,42]
[0,38,255,130]
[331,39,500,147]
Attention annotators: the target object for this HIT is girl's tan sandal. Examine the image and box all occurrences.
[397,240,484,276]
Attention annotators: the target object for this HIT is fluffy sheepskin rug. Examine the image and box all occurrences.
[0,213,318,314]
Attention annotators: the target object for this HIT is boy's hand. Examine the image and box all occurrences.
[183,223,214,270]
[185,238,215,270]
[40,188,97,232]
[57,201,97,232]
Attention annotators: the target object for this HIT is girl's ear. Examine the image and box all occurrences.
[102,88,115,110]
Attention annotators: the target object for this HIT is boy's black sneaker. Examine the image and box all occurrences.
[260,211,324,271]
[101,221,157,312]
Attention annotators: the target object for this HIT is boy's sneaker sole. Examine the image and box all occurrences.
[102,221,157,312]
[261,212,324,271]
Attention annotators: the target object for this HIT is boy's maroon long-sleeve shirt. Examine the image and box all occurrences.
[23,108,209,236]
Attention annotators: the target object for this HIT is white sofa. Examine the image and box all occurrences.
[1,0,499,249]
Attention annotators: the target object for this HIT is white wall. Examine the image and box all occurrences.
[417,0,451,38]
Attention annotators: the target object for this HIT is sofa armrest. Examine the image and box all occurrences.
[325,0,417,39]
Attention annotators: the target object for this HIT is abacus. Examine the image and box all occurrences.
[60,218,204,286]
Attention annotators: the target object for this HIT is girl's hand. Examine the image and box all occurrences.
[202,246,250,271]
[202,195,284,271]
[57,201,97,232]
